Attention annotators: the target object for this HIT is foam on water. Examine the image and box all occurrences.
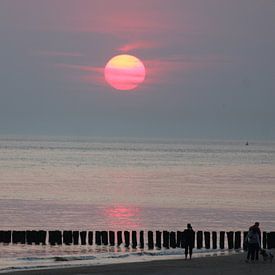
[0,245,239,274]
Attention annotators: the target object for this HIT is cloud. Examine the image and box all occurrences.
[56,64,103,73]
[54,52,230,89]
[7,1,187,38]
[144,54,231,85]
[55,63,105,87]
[33,50,84,57]
[118,41,156,52]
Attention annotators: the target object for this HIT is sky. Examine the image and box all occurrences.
[0,0,274,140]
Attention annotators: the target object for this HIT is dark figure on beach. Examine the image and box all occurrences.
[246,227,260,263]
[249,222,261,260]
[183,224,195,260]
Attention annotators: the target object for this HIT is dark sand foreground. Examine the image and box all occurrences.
[7,253,275,275]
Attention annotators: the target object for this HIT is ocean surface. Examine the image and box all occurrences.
[0,136,275,272]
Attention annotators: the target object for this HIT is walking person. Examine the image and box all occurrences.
[183,223,195,260]
[245,227,261,263]
[249,222,261,260]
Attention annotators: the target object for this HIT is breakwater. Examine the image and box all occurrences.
[1,230,274,250]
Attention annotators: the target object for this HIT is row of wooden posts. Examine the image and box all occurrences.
[1,230,275,250]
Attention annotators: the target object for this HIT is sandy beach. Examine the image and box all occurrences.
[6,252,274,275]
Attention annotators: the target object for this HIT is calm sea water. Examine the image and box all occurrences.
[0,136,275,271]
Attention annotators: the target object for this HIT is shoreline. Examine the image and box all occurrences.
[4,252,275,275]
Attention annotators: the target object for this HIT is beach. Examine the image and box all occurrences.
[6,253,275,275]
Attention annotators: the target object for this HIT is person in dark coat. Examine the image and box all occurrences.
[183,223,195,259]
[245,227,261,262]
[249,222,261,260]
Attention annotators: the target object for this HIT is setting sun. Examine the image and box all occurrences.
[104,54,146,91]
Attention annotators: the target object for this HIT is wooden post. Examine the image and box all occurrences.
[21,231,27,244]
[267,232,271,249]
[243,231,248,250]
[176,231,182,248]
[267,232,275,249]
[148,231,154,249]
[263,231,267,249]
[270,232,275,249]
[0,231,3,243]
[56,231,62,245]
[156,231,162,249]
[220,231,225,249]
[234,231,241,249]
[197,231,203,249]
[204,231,210,249]
[63,231,73,245]
[49,231,62,245]
[26,230,33,245]
[1,231,12,244]
[102,231,108,245]
[0,231,4,243]
[4,231,11,244]
[139,231,144,249]
[170,231,176,248]
[181,231,185,248]
[48,231,55,245]
[80,231,87,245]
[11,231,19,244]
[163,231,169,249]
[88,231,93,245]
[34,230,40,245]
[109,231,115,246]
[212,232,217,249]
[132,231,137,249]
[95,231,101,245]
[117,231,123,247]
[227,231,234,249]
[38,230,46,245]
[73,231,79,245]
[34,231,41,245]
[124,231,130,248]
[12,231,26,244]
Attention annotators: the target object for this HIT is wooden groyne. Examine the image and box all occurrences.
[0,230,274,250]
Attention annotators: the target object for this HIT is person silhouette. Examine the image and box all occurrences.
[249,222,261,260]
[183,223,195,259]
[246,227,260,262]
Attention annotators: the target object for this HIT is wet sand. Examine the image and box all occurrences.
[6,252,275,275]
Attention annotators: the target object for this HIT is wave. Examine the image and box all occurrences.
[0,248,238,274]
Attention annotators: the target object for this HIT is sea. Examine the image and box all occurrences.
[0,136,274,272]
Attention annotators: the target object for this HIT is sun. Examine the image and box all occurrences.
[104,54,146,91]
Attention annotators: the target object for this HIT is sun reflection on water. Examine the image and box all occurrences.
[103,205,142,230]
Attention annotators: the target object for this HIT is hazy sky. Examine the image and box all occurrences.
[0,0,274,139]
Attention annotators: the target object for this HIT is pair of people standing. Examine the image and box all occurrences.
[183,222,262,262]
[246,222,261,262]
